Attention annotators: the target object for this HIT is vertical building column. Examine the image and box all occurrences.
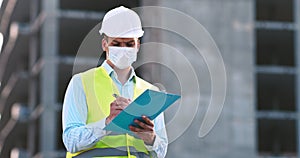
[40,0,58,157]
[28,0,39,157]
[139,0,162,85]
[296,0,300,157]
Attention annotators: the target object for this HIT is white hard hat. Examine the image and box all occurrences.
[99,6,144,38]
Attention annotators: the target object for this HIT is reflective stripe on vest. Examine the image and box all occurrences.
[66,67,157,158]
[72,147,150,158]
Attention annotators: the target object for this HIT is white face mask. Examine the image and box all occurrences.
[108,46,138,69]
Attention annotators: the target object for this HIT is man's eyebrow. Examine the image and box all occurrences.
[112,40,135,43]
[112,40,120,43]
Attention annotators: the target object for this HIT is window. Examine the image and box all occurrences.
[256,29,295,66]
[256,0,294,22]
[255,0,298,156]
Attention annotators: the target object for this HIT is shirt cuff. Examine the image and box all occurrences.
[145,135,162,151]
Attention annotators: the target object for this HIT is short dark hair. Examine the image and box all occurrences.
[102,34,108,42]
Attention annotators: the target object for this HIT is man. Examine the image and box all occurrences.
[62,6,168,158]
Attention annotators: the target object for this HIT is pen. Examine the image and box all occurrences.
[112,93,119,98]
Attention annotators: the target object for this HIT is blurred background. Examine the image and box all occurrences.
[0,0,299,158]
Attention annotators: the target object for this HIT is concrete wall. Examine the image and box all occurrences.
[140,0,256,157]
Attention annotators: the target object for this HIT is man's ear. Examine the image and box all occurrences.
[102,38,108,52]
[137,39,141,51]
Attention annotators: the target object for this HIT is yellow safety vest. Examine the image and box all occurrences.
[66,66,157,158]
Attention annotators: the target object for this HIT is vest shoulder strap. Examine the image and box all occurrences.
[80,67,115,123]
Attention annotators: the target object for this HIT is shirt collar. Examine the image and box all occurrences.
[101,60,136,82]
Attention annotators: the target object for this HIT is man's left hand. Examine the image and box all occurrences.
[129,115,156,145]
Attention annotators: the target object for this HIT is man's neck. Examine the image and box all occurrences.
[107,60,131,85]
[114,67,131,85]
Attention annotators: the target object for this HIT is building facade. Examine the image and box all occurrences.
[0,0,299,157]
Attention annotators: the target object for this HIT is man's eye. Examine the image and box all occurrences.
[126,43,134,47]
[112,43,120,46]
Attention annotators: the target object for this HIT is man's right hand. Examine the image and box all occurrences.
[105,96,131,125]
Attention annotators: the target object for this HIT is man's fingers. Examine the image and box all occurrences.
[116,97,131,104]
[111,101,124,110]
[129,125,153,133]
[112,97,132,110]
[134,119,154,131]
[107,99,129,125]
[129,125,143,132]
[142,116,154,127]
[129,125,156,145]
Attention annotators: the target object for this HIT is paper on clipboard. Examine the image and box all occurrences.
[104,89,180,134]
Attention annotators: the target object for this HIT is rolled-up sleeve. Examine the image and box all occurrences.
[62,74,107,153]
[146,112,168,158]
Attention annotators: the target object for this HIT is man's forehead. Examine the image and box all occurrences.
[108,37,137,42]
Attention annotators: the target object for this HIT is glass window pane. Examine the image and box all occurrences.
[257,119,297,156]
[256,0,294,22]
[256,29,295,66]
[59,18,99,57]
[256,74,295,111]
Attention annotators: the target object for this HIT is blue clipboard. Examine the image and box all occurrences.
[104,89,180,134]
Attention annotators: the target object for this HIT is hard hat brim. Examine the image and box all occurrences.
[99,29,144,38]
